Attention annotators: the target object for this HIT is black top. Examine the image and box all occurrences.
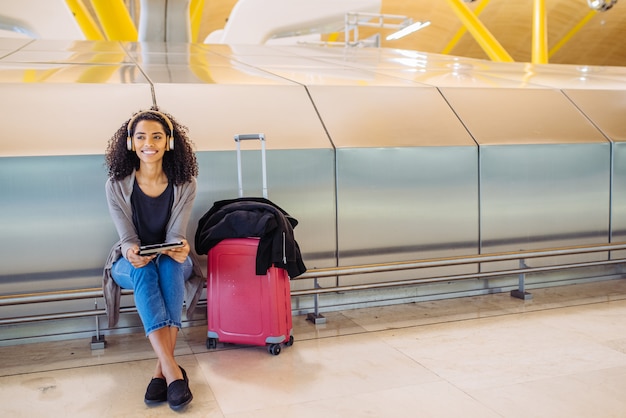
[131,179,173,245]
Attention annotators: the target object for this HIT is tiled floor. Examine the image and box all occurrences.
[3,280,626,417]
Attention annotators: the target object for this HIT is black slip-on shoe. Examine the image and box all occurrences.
[144,377,167,404]
[167,379,193,411]
[179,366,188,384]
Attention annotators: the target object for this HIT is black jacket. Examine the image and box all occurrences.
[195,197,306,278]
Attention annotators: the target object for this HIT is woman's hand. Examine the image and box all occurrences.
[126,246,156,268]
[162,239,190,264]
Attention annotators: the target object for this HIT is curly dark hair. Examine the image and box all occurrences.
[104,107,198,184]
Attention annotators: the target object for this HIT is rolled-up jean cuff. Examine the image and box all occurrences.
[145,319,182,336]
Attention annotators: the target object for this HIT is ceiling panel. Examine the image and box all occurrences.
[201,0,626,66]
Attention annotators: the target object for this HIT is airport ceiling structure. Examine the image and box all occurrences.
[199,0,626,67]
[4,1,623,67]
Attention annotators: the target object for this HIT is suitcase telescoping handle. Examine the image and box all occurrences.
[234,133,267,199]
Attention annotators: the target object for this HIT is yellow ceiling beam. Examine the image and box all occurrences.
[64,0,104,40]
[442,0,490,55]
[549,9,597,58]
[444,0,514,62]
[190,0,205,43]
[90,0,137,41]
[532,0,548,64]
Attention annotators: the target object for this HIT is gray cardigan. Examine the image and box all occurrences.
[102,171,205,328]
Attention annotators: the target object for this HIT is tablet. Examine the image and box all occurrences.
[138,241,184,256]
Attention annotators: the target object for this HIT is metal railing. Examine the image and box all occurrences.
[2,241,626,331]
[292,242,626,323]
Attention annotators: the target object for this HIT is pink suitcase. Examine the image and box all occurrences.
[206,238,293,355]
[205,134,294,355]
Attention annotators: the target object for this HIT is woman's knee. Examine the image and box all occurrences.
[156,254,177,269]
[156,254,191,279]
[131,261,160,285]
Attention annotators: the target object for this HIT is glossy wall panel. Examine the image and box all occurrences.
[307,85,474,148]
[0,155,115,292]
[563,90,626,259]
[0,83,152,157]
[562,90,626,142]
[479,143,611,270]
[336,146,479,284]
[440,87,611,271]
[154,84,330,151]
[439,88,608,146]
[614,143,626,245]
[308,84,480,285]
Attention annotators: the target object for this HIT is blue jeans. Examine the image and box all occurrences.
[111,254,193,336]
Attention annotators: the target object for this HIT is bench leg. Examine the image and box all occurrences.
[511,259,533,300]
[90,300,107,350]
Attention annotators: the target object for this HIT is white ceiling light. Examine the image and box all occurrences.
[386,21,431,41]
[587,0,618,11]
[344,12,431,47]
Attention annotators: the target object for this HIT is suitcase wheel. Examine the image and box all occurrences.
[285,336,294,347]
[268,344,281,356]
[206,337,218,350]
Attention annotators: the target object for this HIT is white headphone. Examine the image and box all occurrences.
[126,110,174,151]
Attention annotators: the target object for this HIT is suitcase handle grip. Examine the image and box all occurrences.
[234,133,265,142]
[234,133,267,199]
